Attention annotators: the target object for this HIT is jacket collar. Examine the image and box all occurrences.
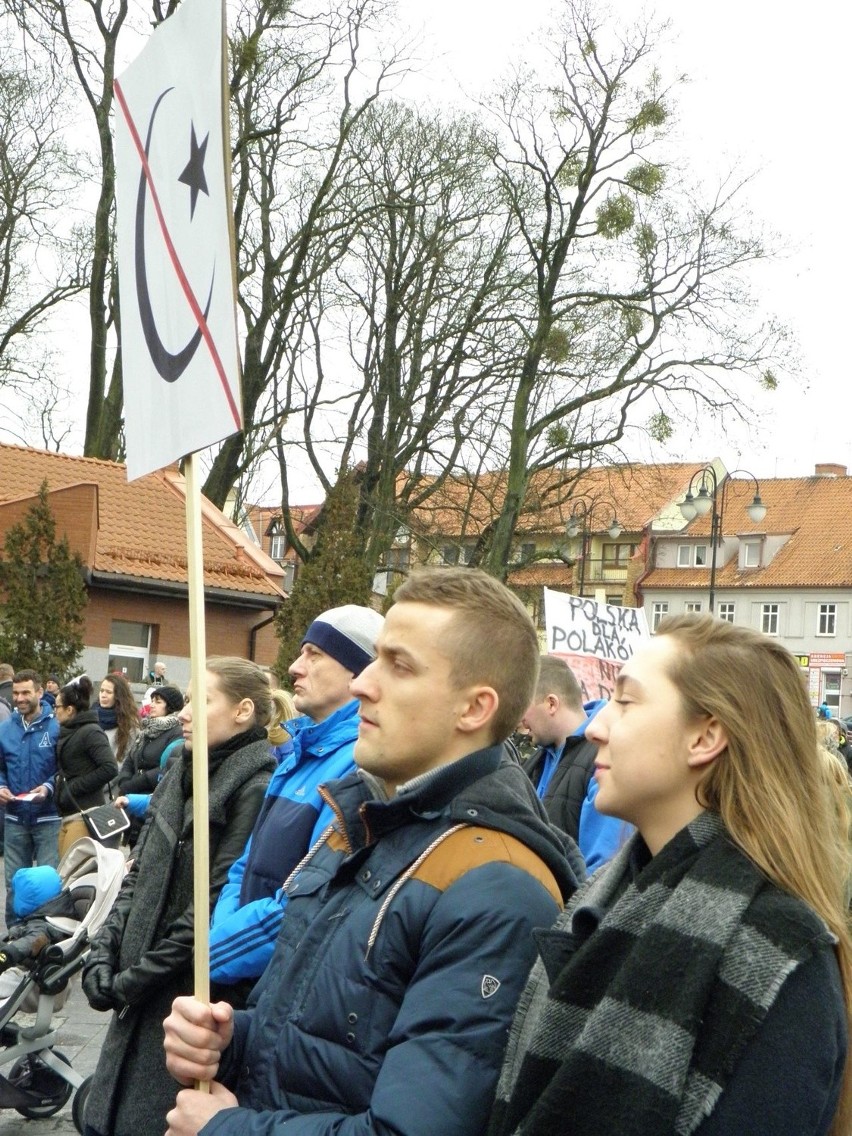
[14,701,54,730]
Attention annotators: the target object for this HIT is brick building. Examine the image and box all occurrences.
[0,443,286,689]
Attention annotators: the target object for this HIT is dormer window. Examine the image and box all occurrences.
[742,540,761,569]
[677,544,707,567]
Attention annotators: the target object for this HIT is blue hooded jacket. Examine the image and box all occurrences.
[0,702,60,825]
[209,699,361,984]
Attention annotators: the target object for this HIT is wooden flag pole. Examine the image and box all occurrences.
[185,451,211,1092]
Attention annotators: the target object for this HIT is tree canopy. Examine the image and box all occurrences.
[0,0,786,584]
[0,480,87,676]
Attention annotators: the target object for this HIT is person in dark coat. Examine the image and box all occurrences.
[522,655,628,870]
[81,657,276,1136]
[54,676,119,857]
[162,568,583,1136]
[117,684,184,847]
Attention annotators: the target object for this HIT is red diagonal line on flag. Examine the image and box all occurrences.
[114,77,241,432]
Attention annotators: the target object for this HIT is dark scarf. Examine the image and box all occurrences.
[180,725,267,796]
[489,812,836,1136]
[97,705,118,731]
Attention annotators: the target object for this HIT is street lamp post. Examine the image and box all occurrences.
[678,467,767,612]
[565,501,623,598]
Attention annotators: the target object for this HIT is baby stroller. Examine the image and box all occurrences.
[0,837,125,1126]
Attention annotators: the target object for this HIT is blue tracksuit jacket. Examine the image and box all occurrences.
[209,700,360,984]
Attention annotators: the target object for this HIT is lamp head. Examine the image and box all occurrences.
[680,491,697,522]
[747,495,767,523]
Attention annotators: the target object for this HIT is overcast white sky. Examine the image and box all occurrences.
[394,0,851,483]
[8,0,849,493]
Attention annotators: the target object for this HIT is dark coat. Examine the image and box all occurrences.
[525,733,599,841]
[209,746,582,1136]
[84,732,274,1136]
[55,709,118,815]
[116,716,183,794]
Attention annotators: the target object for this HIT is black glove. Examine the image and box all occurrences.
[82,959,118,1012]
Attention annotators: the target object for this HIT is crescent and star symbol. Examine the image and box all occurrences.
[135,87,215,383]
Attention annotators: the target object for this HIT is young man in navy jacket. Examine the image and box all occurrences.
[163,568,581,1136]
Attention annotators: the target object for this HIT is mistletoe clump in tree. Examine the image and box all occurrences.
[0,480,87,677]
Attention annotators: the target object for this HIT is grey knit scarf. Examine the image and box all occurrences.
[489,812,836,1136]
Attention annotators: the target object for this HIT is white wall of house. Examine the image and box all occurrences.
[641,587,852,717]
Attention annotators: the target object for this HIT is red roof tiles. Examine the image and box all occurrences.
[0,443,284,599]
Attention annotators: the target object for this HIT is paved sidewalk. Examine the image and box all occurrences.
[0,994,110,1135]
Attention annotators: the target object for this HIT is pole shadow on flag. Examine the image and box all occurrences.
[113,0,241,1090]
[543,588,650,700]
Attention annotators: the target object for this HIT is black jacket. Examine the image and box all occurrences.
[83,730,274,1136]
[56,709,118,814]
[525,734,599,841]
[116,717,183,794]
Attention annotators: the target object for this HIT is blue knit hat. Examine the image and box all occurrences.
[301,605,384,675]
[12,865,63,918]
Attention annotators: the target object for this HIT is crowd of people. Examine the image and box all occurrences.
[0,569,850,1136]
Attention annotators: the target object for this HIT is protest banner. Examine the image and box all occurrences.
[543,587,650,700]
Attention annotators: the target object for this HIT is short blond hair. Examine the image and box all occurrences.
[393,568,539,742]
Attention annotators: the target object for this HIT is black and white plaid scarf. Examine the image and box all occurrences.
[489,811,836,1136]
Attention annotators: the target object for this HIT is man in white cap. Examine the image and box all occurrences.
[209,604,384,1000]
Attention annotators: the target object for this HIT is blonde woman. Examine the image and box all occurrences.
[81,657,277,1136]
[489,615,852,1136]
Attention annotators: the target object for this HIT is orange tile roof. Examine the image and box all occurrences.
[413,462,700,537]
[643,474,852,589]
[508,563,577,588]
[0,443,284,599]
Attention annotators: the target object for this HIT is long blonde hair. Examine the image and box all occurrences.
[267,688,296,747]
[657,614,852,1135]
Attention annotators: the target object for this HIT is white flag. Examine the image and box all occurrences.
[114,0,242,481]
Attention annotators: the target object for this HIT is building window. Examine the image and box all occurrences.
[677,545,707,567]
[718,602,735,623]
[108,620,152,683]
[520,542,536,562]
[269,532,285,560]
[743,541,761,568]
[282,562,296,591]
[602,542,635,568]
[462,544,476,565]
[382,546,410,571]
[685,602,702,613]
[817,603,837,636]
[651,602,669,630]
[761,604,779,636]
[442,545,460,566]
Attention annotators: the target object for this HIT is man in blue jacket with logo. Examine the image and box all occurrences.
[209,604,384,1000]
[0,670,60,924]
